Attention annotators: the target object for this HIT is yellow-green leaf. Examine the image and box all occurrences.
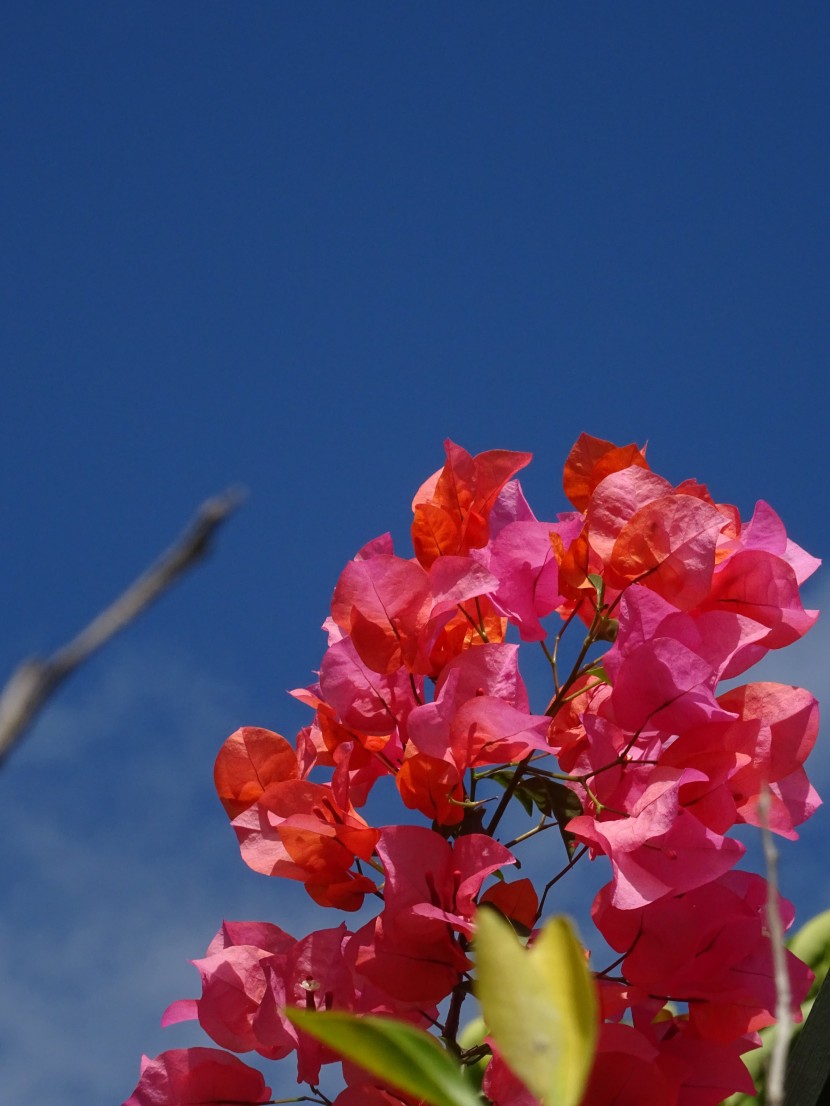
[474,908,598,1106]
[284,1008,483,1106]
[457,1016,491,1092]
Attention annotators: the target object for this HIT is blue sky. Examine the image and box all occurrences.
[1,4,829,1102]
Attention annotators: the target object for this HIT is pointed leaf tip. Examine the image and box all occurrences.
[284,1008,483,1106]
[475,907,598,1106]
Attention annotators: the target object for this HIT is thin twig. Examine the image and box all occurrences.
[484,752,533,837]
[535,844,589,920]
[760,785,792,1106]
[0,486,245,766]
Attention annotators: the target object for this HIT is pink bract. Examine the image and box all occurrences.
[122,1048,271,1106]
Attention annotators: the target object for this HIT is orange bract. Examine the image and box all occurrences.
[425,596,507,674]
[552,524,594,601]
[315,703,391,758]
[397,751,464,825]
[563,433,649,512]
[608,494,725,608]
[214,726,299,819]
[411,440,531,567]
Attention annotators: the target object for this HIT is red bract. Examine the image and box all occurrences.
[123,1048,271,1106]
[720,499,821,584]
[583,1018,759,1106]
[482,1054,540,1106]
[292,688,395,808]
[593,872,813,1040]
[424,592,508,673]
[162,920,438,1089]
[652,1029,757,1106]
[380,824,514,930]
[257,923,363,1084]
[546,673,613,770]
[407,644,553,780]
[400,641,546,821]
[606,584,769,686]
[335,1079,421,1106]
[330,542,501,678]
[608,632,734,734]
[560,465,731,614]
[411,642,531,727]
[479,876,538,931]
[448,696,551,769]
[577,1023,684,1106]
[349,825,514,1003]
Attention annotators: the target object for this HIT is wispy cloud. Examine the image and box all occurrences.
[0,641,323,1104]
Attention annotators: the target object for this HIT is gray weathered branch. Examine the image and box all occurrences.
[760,785,793,1106]
[0,487,245,766]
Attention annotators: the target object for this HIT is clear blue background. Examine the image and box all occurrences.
[1,4,828,1102]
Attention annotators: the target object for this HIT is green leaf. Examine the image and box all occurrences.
[490,771,582,826]
[586,573,605,604]
[458,1015,487,1052]
[284,1008,483,1106]
[582,663,611,686]
[788,908,830,1001]
[594,617,618,643]
[457,1016,491,1092]
[490,770,582,857]
[488,768,534,816]
[522,777,577,819]
[475,908,598,1106]
[523,776,583,857]
[722,1092,758,1106]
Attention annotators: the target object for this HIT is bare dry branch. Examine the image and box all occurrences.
[760,785,793,1106]
[0,487,245,766]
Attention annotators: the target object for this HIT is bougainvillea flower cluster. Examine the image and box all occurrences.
[124,434,821,1106]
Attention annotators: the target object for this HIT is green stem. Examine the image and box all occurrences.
[457,602,489,643]
[558,678,605,704]
[504,818,558,849]
[539,636,556,678]
[551,600,584,692]
[474,596,490,642]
